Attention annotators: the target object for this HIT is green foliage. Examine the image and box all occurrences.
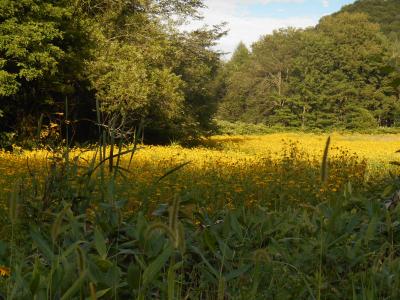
[340,0,400,38]
[2,0,400,144]
[345,107,378,130]
[169,24,227,135]
[0,0,93,144]
[215,119,284,135]
[88,42,184,123]
[217,12,400,130]
[0,0,65,95]
[2,141,400,298]
[0,0,225,146]
[216,42,252,121]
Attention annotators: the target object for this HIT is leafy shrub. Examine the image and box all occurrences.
[215,119,286,135]
[345,108,378,130]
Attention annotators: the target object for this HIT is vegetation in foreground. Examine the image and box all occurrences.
[1,134,400,299]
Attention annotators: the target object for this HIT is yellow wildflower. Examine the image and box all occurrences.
[0,266,10,277]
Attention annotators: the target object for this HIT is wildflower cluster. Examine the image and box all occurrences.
[0,133,395,214]
[0,133,399,299]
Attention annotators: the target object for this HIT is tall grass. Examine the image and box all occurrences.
[1,127,400,298]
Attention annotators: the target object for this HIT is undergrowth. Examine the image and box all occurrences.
[0,136,400,299]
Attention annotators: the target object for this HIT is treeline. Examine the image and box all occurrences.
[0,0,225,147]
[216,9,400,129]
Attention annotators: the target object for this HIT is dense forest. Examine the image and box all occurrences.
[339,0,400,36]
[217,0,400,129]
[1,0,400,147]
[0,0,225,146]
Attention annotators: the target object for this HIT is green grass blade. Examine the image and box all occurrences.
[321,136,331,184]
[156,161,191,183]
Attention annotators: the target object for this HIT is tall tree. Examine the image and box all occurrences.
[217,42,251,121]
[0,0,93,141]
[0,0,226,145]
[216,13,399,129]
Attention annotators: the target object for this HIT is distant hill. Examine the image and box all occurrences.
[339,0,400,37]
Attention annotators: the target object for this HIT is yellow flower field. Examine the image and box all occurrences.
[211,133,400,165]
[0,133,399,213]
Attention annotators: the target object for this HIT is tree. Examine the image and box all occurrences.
[315,12,396,127]
[0,0,227,146]
[339,0,400,38]
[217,42,251,121]
[215,12,399,129]
[86,1,226,142]
[0,0,93,142]
[217,28,305,125]
[169,24,227,137]
[248,28,303,126]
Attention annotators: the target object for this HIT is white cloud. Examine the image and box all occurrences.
[230,0,305,3]
[182,0,318,58]
[322,0,329,7]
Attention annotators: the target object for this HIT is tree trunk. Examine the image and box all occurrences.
[301,105,306,129]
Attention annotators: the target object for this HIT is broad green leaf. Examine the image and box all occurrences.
[142,245,173,287]
[94,228,107,259]
[127,263,141,290]
[230,213,243,240]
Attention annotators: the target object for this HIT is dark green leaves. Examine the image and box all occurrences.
[141,245,174,288]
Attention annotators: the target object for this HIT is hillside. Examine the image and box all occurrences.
[339,0,400,37]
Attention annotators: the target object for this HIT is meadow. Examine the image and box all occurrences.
[1,133,400,299]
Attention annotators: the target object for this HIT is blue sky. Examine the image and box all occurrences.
[185,0,356,58]
[244,1,355,19]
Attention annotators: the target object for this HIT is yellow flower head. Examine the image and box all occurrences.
[0,266,10,277]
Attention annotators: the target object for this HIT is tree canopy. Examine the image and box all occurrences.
[216,11,400,129]
[339,0,400,38]
[0,0,225,146]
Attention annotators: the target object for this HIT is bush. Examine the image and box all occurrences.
[345,108,378,130]
[215,119,286,135]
